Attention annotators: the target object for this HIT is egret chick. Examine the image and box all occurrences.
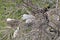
[6,18,20,28]
[22,14,35,20]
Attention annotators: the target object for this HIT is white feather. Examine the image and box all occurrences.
[12,27,19,38]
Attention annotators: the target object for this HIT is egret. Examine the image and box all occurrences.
[22,14,35,26]
[22,14,35,20]
[6,18,20,28]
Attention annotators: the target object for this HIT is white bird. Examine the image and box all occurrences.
[6,18,20,38]
[22,14,35,20]
[12,27,20,38]
[6,18,20,28]
[21,14,35,26]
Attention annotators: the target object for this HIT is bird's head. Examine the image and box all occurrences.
[7,18,15,21]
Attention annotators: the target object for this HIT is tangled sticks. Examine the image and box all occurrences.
[22,0,51,40]
[22,0,60,40]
